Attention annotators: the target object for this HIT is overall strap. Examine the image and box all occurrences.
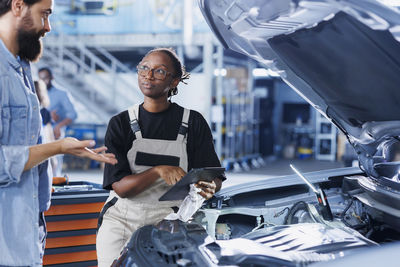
[177,108,190,142]
[128,104,142,139]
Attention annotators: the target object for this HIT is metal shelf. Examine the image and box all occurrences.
[315,111,337,161]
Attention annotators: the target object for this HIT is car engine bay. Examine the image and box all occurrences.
[114,166,400,266]
[199,174,400,243]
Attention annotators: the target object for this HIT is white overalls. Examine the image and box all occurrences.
[96,104,190,267]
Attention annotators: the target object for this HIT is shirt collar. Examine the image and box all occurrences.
[0,38,22,71]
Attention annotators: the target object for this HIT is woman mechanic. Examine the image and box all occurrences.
[96,47,225,266]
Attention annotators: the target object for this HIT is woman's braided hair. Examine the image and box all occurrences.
[144,47,190,98]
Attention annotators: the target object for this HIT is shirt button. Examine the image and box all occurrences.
[32,135,35,139]
[33,106,37,110]
[33,194,37,198]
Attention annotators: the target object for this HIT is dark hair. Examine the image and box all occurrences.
[144,47,190,97]
[38,66,53,79]
[0,0,42,17]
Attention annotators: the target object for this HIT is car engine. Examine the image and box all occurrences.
[114,167,400,266]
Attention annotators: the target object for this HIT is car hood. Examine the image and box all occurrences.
[198,0,400,178]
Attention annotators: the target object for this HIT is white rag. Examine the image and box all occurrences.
[164,184,205,222]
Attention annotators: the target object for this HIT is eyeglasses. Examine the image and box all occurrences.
[137,64,172,80]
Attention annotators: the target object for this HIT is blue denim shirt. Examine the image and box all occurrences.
[0,39,50,266]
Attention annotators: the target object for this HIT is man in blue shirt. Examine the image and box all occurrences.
[39,67,78,176]
[0,0,117,265]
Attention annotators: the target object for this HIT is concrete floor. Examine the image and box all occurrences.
[65,158,344,189]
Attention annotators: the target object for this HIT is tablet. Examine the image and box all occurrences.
[159,167,225,201]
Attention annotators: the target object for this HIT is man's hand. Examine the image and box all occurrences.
[24,137,117,171]
[155,165,186,185]
[59,137,117,165]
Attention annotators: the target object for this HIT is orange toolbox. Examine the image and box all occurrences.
[43,181,108,267]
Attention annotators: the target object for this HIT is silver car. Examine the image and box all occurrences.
[114,1,400,266]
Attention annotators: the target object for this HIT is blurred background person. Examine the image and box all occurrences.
[34,79,58,173]
[38,67,77,176]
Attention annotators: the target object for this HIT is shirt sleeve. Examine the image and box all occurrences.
[0,146,29,187]
[103,114,133,190]
[61,91,77,121]
[0,78,30,187]
[187,111,226,181]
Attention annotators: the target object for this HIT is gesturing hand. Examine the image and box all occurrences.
[155,165,186,185]
[59,137,117,165]
[195,180,217,200]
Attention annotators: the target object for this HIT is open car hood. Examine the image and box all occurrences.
[199,0,400,179]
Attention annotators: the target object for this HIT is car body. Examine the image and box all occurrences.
[115,0,400,266]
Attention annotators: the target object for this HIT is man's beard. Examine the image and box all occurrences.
[17,11,45,62]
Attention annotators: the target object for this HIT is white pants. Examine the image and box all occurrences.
[53,126,65,177]
[96,196,175,267]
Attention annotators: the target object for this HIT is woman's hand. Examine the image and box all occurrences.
[195,180,216,200]
[195,178,222,200]
[58,137,118,165]
[155,165,186,185]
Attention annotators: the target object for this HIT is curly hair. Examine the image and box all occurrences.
[144,47,190,98]
[0,0,41,17]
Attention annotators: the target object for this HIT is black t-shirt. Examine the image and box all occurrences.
[103,103,223,190]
